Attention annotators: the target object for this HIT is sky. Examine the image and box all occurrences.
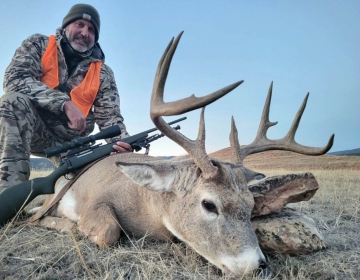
[0,1,359,156]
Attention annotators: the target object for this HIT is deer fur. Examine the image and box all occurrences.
[37,152,269,277]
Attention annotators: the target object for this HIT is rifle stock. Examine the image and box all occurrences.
[0,163,69,226]
[0,141,117,227]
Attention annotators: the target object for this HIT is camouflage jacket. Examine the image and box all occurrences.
[3,28,129,142]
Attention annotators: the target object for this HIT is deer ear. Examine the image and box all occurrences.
[241,167,265,183]
[116,161,175,192]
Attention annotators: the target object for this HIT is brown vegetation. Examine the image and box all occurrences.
[0,151,359,279]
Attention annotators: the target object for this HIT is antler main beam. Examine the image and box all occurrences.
[240,82,335,161]
[150,32,243,178]
[151,32,243,118]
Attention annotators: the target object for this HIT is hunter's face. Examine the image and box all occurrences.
[64,19,95,52]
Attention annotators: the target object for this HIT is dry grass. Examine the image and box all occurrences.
[1,153,359,279]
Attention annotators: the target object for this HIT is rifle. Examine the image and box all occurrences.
[0,117,186,227]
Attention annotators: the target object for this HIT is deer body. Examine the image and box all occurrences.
[39,153,265,276]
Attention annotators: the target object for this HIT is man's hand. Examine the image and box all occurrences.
[63,101,86,134]
[111,141,133,155]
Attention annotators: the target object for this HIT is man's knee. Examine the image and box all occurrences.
[0,92,38,135]
[0,159,30,188]
[0,92,35,115]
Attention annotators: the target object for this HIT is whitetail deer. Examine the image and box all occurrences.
[31,32,333,278]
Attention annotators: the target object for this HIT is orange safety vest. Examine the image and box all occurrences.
[41,35,102,117]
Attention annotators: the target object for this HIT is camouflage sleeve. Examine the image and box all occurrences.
[3,34,70,113]
[94,64,130,142]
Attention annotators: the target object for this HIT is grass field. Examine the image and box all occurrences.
[0,153,359,279]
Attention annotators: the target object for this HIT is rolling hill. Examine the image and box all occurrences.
[30,147,360,171]
[328,148,360,156]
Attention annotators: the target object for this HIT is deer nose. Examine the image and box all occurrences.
[254,261,274,279]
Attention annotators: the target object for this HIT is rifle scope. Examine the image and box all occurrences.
[44,126,121,158]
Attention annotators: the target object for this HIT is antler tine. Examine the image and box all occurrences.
[151,33,180,107]
[229,116,242,165]
[284,92,309,142]
[195,108,218,177]
[257,81,278,136]
[229,116,267,182]
[240,82,335,160]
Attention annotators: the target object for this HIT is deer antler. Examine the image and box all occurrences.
[240,82,335,161]
[229,116,242,165]
[229,116,266,182]
[150,32,243,178]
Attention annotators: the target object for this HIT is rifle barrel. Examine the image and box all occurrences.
[141,117,187,135]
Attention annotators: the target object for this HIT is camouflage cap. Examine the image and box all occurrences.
[62,3,100,42]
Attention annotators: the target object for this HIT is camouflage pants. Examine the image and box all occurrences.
[0,92,75,190]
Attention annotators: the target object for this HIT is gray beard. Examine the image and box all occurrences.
[64,29,94,53]
[70,41,90,53]
[62,29,94,57]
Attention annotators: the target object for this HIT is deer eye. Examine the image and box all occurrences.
[202,200,218,214]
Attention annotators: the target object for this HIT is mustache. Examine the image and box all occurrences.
[74,35,89,44]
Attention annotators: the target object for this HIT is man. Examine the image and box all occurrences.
[0,4,132,192]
